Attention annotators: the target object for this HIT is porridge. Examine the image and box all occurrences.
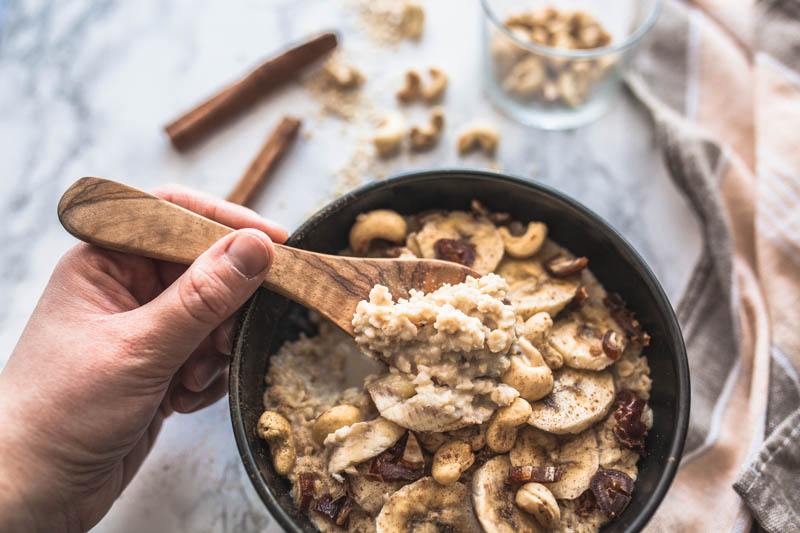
[258,202,653,532]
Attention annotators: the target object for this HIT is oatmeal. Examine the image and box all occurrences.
[259,202,653,532]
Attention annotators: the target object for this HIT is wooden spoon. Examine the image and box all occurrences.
[57,177,477,335]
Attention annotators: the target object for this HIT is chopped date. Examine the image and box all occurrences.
[603,293,651,346]
[546,256,589,277]
[298,472,315,511]
[571,286,589,306]
[313,493,353,527]
[575,489,598,517]
[506,465,564,485]
[589,469,634,519]
[612,390,647,452]
[367,432,425,482]
[434,238,477,267]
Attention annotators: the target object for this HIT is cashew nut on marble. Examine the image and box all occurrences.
[349,209,408,255]
[257,411,296,476]
[373,111,406,157]
[457,123,499,155]
[409,107,445,151]
[396,70,422,102]
[421,67,448,102]
[311,405,363,446]
[432,439,475,485]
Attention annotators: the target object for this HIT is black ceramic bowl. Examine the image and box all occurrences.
[230,169,690,532]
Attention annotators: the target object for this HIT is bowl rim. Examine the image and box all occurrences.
[230,168,690,533]
[480,0,663,59]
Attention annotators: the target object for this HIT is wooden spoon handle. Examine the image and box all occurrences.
[58,177,236,264]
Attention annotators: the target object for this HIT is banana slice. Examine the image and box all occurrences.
[376,477,483,533]
[510,427,600,500]
[547,303,627,371]
[349,463,407,516]
[325,417,406,480]
[472,455,543,533]
[528,368,615,435]
[507,276,579,320]
[410,211,504,274]
[496,258,547,283]
[367,374,494,432]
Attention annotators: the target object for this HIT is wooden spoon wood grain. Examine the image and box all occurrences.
[57,177,477,335]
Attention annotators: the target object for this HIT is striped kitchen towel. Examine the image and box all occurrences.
[627,0,800,532]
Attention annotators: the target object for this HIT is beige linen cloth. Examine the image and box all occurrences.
[626,0,800,531]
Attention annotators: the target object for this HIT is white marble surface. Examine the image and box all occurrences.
[0,0,701,531]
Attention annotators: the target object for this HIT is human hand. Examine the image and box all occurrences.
[0,186,287,532]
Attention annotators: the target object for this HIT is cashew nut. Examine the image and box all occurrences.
[417,431,448,453]
[502,338,554,402]
[515,483,560,528]
[521,312,554,344]
[349,209,408,255]
[457,123,499,156]
[257,411,296,476]
[503,56,545,98]
[323,61,364,89]
[373,111,406,157]
[432,439,475,485]
[486,397,532,453]
[400,2,425,39]
[396,70,422,102]
[409,107,445,151]
[311,405,362,446]
[499,222,547,258]
[421,67,448,103]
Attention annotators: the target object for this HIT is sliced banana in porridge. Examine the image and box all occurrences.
[258,203,653,532]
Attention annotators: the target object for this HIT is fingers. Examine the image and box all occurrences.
[179,343,228,393]
[132,228,272,373]
[153,184,288,243]
[211,315,238,356]
[171,370,229,414]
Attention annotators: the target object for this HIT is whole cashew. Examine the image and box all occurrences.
[349,209,408,255]
[373,111,406,157]
[502,338,554,402]
[323,61,363,89]
[311,405,363,446]
[486,397,532,453]
[499,222,548,258]
[396,70,422,102]
[515,482,560,528]
[457,123,499,156]
[421,67,448,103]
[521,312,554,344]
[257,411,296,476]
[409,107,445,151]
[432,439,475,485]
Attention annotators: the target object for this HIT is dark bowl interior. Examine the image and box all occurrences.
[230,169,690,533]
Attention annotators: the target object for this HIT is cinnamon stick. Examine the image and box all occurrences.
[226,116,301,206]
[165,32,336,151]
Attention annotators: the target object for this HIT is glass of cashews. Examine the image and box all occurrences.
[480,0,661,129]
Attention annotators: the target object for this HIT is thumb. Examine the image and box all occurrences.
[134,228,273,371]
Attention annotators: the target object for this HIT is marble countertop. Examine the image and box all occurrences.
[0,1,701,531]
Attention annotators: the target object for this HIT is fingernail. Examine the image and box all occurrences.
[224,231,271,278]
